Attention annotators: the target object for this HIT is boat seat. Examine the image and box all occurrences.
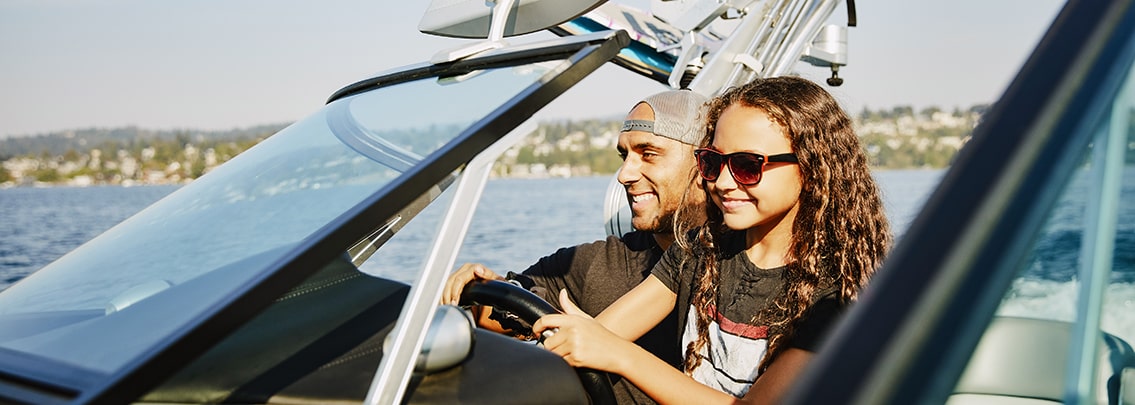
[603,172,633,238]
[948,316,1135,405]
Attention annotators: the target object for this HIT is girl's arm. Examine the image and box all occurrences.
[594,275,676,340]
[537,293,784,405]
[594,339,744,405]
[630,348,814,405]
[740,348,813,404]
[536,281,817,404]
[542,323,814,405]
[529,275,675,372]
[534,287,742,405]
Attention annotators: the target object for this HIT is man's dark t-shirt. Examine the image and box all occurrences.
[511,230,680,404]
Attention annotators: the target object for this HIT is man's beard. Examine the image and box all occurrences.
[636,213,674,234]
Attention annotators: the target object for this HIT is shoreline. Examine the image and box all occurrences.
[0,167,950,189]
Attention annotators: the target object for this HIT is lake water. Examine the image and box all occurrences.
[1,169,1133,344]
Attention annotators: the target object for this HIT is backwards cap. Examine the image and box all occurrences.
[621,89,709,146]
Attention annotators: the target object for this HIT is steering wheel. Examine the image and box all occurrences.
[460,279,617,405]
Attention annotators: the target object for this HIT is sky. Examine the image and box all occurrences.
[0,0,1066,139]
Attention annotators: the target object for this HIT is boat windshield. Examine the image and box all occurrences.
[0,57,566,374]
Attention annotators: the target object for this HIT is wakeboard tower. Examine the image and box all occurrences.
[415,0,857,237]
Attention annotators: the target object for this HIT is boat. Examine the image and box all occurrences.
[0,0,1131,404]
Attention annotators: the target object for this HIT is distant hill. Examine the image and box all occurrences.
[21,103,1125,187]
[0,124,290,160]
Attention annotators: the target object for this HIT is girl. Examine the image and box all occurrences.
[533,76,891,404]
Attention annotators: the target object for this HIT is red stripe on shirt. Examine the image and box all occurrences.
[708,304,768,339]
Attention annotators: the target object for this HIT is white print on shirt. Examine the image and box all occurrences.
[682,305,769,397]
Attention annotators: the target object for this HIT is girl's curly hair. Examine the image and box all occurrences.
[675,76,891,374]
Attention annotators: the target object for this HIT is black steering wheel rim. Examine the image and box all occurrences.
[460,279,617,405]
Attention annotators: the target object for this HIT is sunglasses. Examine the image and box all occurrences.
[694,148,798,186]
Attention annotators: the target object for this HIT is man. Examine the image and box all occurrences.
[440,89,708,404]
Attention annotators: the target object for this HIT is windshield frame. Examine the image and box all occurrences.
[0,30,630,405]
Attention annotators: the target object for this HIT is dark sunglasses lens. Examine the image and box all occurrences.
[696,150,722,181]
[729,153,765,185]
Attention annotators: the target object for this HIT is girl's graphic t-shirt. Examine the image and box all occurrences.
[652,232,843,397]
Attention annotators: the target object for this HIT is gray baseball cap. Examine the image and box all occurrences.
[621,89,709,146]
